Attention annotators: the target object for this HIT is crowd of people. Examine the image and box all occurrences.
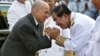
[0,0,100,56]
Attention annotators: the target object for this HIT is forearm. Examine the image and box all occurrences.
[39,35,51,49]
[55,35,74,56]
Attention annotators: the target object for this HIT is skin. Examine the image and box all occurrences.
[44,0,70,29]
[43,0,61,39]
[17,0,26,4]
[92,0,100,10]
[52,12,70,29]
[44,0,70,39]
[44,27,60,39]
[31,0,50,23]
[44,12,71,39]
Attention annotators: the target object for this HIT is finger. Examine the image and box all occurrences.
[52,28,60,33]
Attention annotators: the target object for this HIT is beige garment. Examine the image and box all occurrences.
[64,50,74,56]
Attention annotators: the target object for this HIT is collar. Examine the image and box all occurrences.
[70,12,75,26]
[33,17,39,26]
[70,19,74,26]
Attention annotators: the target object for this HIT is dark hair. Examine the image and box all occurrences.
[51,3,71,17]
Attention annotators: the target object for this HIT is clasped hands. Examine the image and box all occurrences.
[44,27,60,39]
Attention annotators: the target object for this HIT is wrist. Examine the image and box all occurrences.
[55,35,68,47]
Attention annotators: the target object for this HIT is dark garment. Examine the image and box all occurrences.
[1,13,51,56]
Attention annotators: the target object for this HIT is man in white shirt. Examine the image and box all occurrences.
[7,0,31,31]
[85,0,100,56]
[45,4,95,56]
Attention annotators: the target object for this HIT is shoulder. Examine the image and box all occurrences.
[8,1,19,12]
[95,15,100,27]
[12,17,32,32]
[73,13,95,29]
[96,15,100,22]
[75,13,95,24]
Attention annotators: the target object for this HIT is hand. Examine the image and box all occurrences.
[44,27,60,39]
[44,27,53,37]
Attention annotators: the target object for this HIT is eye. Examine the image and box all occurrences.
[45,11,49,14]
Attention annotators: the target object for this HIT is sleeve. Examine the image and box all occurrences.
[16,25,51,52]
[64,25,91,52]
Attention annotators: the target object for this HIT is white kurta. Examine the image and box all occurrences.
[64,12,95,56]
[39,16,70,56]
[7,0,31,31]
[86,15,100,56]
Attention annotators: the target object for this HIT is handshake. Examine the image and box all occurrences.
[44,27,74,56]
[44,27,60,39]
[44,27,68,47]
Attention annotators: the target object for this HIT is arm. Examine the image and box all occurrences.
[44,25,89,52]
[64,25,91,52]
[16,25,51,52]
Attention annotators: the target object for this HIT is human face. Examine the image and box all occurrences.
[33,5,50,23]
[92,0,100,10]
[52,13,70,29]
[17,0,26,4]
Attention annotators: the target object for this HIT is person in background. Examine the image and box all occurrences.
[29,0,35,5]
[7,0,31,31]
[68,0,85,13]
[38,0,70,56]
[85,0,100,56]
[45,4,95,56]
[1,0,51,56]
[68,0,98,20]
[82,0,98,20]
[60,0,69,5]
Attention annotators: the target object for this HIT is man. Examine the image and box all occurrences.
[1,0,51,56]
[85,0,100,56]
[45,4,95,56]
[7,0,31,31]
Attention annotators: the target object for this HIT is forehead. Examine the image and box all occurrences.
[38,6,49,13]
[39,3,49,10]
[42,6,49,10]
